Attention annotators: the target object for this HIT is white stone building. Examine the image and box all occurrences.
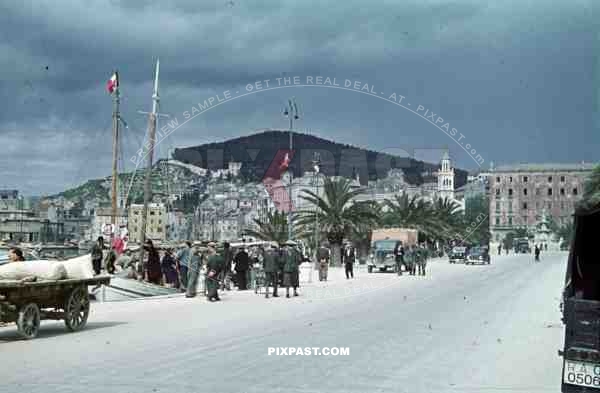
[128,203,167,243]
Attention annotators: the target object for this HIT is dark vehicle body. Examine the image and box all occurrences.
[368,240,401,273]
[448,246,467,264]
[560,203,600,392]
[514,238,531,253]
[466,246,490,265]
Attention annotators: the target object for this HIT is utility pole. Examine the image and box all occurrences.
[138,59,161,266]
[283,98,299,241]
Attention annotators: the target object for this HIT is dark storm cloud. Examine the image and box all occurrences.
[0,0,596,194]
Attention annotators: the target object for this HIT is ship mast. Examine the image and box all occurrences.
[111,72,120,236]
[138,59,160,265]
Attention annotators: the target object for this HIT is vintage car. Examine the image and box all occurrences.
[368,239,401,273]
[560,201,600,392]
[448,246,467,264]
[466,246,490,265]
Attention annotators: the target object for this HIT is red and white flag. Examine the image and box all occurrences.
[106,72,118,94]
[279,152,291,171]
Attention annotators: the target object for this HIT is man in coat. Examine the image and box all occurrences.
[342,243,355,279]
[206,242,224,301]
[234,247,250,290]
[186,245,203,298]
[262,243,280,298]
[317,243,330,282]
[175,241,192,292]
[394,243,404,276]
[282,241,301,298]
[220,242,234,291]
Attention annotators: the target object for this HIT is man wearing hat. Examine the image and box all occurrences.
[186,245,203,298]
[175,241,192,292]
[281,241,301,298]
[317,243,330,282]
[205,242,224,301]
[262,243,280,298]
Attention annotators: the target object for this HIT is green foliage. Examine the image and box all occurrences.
[243,210,291,245]
[295,178,379,265]
[582,164,600,207]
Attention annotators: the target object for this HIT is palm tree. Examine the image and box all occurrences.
[382,194,447,242]
[243,210,291,245]
[583,164,600,206]
[295,178,379,266]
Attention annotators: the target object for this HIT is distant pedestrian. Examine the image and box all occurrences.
[91,237,104,275]
[234,247,250,290]
[534,245,540,262]
[282,241,300,298]
[144,240,162,285]
[220,242,234,291]
[343,244,355,279]
[161,248,179,287]
[262,244,280,298]
[497,244,502,256]
[186,246,202,298]
[206,242,224,302]
[394,243,404,276]
[317,244,330,281]
[176,241,192,292]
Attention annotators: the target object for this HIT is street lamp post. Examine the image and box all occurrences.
[283,98,299,241]
[309,153,321,284]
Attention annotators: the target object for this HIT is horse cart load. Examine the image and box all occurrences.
[0,255,110,339]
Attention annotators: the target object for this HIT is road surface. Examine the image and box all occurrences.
[0,252,567,393]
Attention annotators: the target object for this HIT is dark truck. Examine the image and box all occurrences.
[560,202,600,392]
[514,238,531,253]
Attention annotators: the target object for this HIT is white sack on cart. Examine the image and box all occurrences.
[0,260,67,281]
[60,254,95,279]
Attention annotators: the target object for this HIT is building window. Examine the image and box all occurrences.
[561,176,565,182]
[522,202,527,209]
[547,202,552,209]
[523,189,528,196]
[536,188,540,196]
[548,188,552,196]
[509,176,513,183]
[522,216,528,224]
[523,176,528,182]
[573,188,578,195]
[548,176,553,182]
[150,211,155,216]
[495,217,500,225]
[495,189,500,196]
[508,203,513,213]
[508,189,513,197]
[560,188,565,196]
[508,217,513,226]
[496,202,500,211]
[561,202,565,209]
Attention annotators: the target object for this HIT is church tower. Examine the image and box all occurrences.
[437,150,455,200]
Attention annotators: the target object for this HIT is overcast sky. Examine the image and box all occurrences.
[0,0,597,195]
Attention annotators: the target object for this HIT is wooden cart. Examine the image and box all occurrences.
[0,276,111,339]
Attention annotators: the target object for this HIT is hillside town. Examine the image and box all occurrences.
[0,150,593,256]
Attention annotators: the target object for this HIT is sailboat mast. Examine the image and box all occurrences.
[138,59,160,264]
[111,73,120,233]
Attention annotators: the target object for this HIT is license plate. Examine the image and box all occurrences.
[563,359,600,388]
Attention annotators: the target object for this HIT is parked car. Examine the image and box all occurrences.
[448,246,467,264]
[466,246,490,265]
[367,239,401,273]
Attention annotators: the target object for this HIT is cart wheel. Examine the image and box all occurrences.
[64,286,90,332]
[17,303,40,340]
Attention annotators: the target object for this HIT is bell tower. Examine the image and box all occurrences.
[437,150,455,200]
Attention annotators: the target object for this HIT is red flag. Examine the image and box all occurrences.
[107,72,118,94]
